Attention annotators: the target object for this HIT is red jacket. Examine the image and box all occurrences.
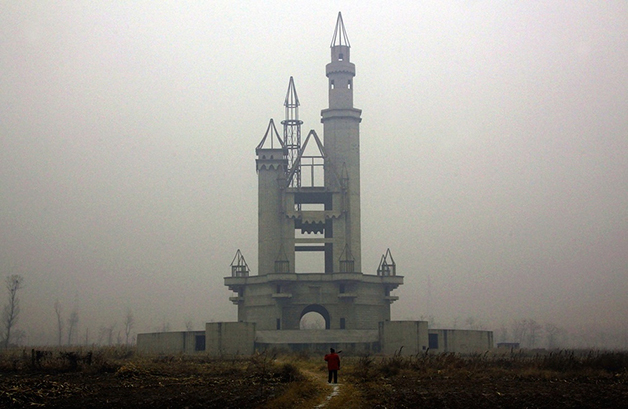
[324,353,340,370]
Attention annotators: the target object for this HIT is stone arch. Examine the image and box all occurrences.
[300,304,330,330]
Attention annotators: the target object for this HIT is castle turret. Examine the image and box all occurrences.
[256,119,292,275]
[321,12,362,272]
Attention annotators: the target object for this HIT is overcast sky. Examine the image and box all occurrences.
[1,1,627,346]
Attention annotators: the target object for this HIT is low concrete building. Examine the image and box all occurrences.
[138,321,493,356]
[137,331,206,354]
[428,329,494,353]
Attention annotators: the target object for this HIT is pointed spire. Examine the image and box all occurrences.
[230,249,250,277]
[330,12,350,48]
[274,244,290,273]
[377,249,396,277]
[256,119,284,151]
[284,76,300,109]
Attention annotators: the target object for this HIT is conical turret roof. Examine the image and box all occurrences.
[330,12,350,47]
[284,76,300,108]
[256,119,285,151]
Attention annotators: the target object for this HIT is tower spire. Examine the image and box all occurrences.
[282,77,303,188]
[330,12,350,47]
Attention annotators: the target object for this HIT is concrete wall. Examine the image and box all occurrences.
[137,331,205,354]
[428,329,494,353]
[225,272,401,331]
[205,322,256,356]
[379,320,429,355]
[255,329,379,354]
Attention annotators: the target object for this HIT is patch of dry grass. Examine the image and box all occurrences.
[260,376,324,408]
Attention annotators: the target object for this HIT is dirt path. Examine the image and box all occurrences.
[314,383,340,408]
[300,367,341,408]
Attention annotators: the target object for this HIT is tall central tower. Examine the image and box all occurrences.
[226,13,402,333]
[321,12,362,272]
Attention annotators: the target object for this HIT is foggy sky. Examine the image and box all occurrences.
[1,1,627,346]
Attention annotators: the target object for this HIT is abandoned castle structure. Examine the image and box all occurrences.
[138,13,493,355]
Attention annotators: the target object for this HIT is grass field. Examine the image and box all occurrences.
[1,347,626,407]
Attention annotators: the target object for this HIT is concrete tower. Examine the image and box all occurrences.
[322,12,362,272]
[225,12,402,334]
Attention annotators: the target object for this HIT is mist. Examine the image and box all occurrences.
[1,1,627,348]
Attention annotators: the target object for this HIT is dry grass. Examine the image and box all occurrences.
[325,381,366,409]
[1,348,626,407]
[345,350,628,407]
[260,377,324,409]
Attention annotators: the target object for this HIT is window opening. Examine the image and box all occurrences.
[429,333,439,349]
[300,312,326,329]
[295,250,325,273]
[195,335,206,351]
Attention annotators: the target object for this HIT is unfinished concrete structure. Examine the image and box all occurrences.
[137,13,493,355]
[225,13,401,335]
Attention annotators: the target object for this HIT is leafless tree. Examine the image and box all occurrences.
[159,322,171,332]
[98,324,116,345]
[526,319,542,348]
[512,319,529,346]
[124,309,134,345]
[497,323,509,343]
[464,316,478,330]
[419,315,437,327]
[67,307,79,345]
[13,329,26,346]
[185,320,194,332]
[3,275,24,349]
[54,300,64,346]
[545,323,564,349]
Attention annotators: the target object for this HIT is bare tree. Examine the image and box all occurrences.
[124,309,134,345]
[13,329,26,346]
[98,324,116,345]
[526,319,542,348]
[464,316,478,330]
[54,300,64,346]
[3,275,24,349]
[159,322,171,332]
[545,323,566,349]
[67,307,79,345]
[185,320,194,331]
[497,323,509,343]
[512,319,529,346]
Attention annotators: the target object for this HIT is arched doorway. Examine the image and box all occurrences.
[299,304,330,330]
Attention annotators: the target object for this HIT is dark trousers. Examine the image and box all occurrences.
[328,369,338,383]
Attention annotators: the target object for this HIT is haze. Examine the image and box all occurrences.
[1,1,627,348]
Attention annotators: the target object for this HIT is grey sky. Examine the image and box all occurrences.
[1,1,627,346]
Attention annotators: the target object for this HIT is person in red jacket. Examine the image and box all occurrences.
[324,348,340,384]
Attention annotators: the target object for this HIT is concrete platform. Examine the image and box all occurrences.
[256,329,379,344]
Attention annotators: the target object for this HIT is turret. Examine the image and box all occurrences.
[282,77,303,188]
[256,119,291,275]
[326,12,356,109]
[321,12,362,272]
